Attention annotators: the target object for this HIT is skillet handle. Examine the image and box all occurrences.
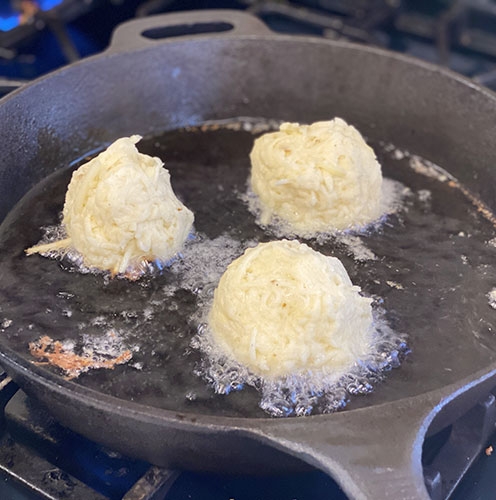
[107,10,272,54]
[253,396,436,500]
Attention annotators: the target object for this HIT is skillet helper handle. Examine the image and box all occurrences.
[107,9,272,54]
[255,397,434,500]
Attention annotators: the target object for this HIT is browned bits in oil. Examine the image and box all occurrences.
[29,334,132,380]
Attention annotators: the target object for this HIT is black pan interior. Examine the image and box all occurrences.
[0,120,495,419]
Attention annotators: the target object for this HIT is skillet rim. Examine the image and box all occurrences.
[2,345,496,431]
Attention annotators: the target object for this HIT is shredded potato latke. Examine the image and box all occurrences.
[250,119,382,233]
[26,135,194,275]
[208,240,373,378]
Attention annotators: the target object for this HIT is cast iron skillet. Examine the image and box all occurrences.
[0,10,496,500]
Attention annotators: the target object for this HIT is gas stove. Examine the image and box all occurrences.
[2,0,496,89]
[1,1,496,499]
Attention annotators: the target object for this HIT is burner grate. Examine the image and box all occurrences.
[0,379,173,499]
[1,1,496,88]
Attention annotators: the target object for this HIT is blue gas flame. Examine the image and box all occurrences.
[0,0,64,32]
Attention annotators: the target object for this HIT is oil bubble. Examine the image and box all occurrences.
[192,307,408,417]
